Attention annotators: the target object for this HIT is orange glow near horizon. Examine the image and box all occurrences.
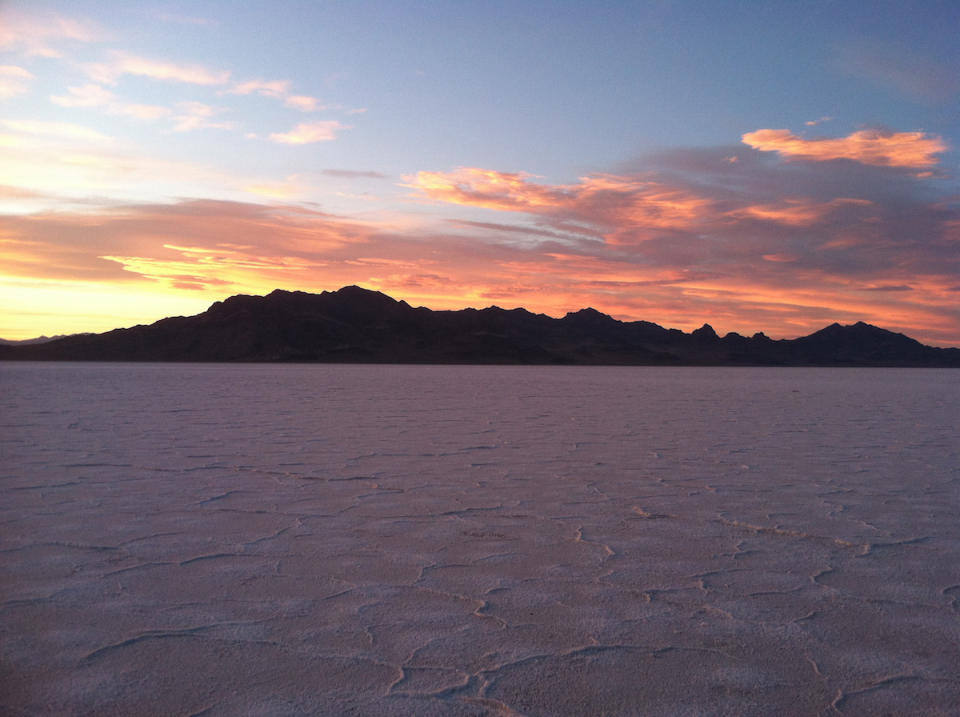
[2,191,959,347]
[2,146,959,347]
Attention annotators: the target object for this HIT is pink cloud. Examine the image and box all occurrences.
[407,169,713,237]
[88,51,230,86]
[50,84,171,120]
[0,65,34,98]
[269,121,349,144]
[224,79,291,97]
[2,119,111,142]
[727,198,873,227]
[741,128,946,168]
[284,95,325,112]
[171,103,235,132]
[0,11,104,57]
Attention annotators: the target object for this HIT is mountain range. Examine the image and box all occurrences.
[2,286,958,366]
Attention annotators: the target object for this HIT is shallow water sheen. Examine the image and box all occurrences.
[1,363,958,715]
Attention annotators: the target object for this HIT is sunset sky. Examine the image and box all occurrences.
[2,1,959,345]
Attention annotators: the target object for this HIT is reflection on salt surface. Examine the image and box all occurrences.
[1,363,958,714]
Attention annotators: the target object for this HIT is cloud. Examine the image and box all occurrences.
[862,284,913,292]
[727,197,873,227]
[0,10,104,57]
[0,199,371,292]
[322,169,388,179]
[50,84,171,120]
[0,66,34,98]
[87,51,230,86]
[171,103,235,132]
[0,131,289,204]
[3,121,959,345]
[224,79,291,98]
[244,177,306,200]
[805,116,834,127]
[217,75,363,119]
[269,121,349,144]
[741,128,947,168]
[2,119,111,142]
[400,142,960,345]
[0,185,54,200]
[284,95,325,112]
[222,79,335,115]
[407,168,715,243]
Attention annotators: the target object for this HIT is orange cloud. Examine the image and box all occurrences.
[407,168,713,241]
[742,128,946,167]
[269,121,349,144]
[409,168,571,210]
[728,197,874,227]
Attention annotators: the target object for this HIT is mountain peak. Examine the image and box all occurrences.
[562,307,618,324]
[691,323,718,340]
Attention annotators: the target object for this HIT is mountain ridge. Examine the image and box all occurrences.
[1,286,958,366]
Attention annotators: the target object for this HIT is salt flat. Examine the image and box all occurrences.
[1,363,958,716]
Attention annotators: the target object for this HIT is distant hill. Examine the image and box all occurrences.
[0,333,91,346]
[1,286,958,366]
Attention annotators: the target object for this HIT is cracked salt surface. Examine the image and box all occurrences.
[1,363,958,715]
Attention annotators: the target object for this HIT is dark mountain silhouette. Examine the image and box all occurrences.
[0,333,91,346]
[1,286,958,366]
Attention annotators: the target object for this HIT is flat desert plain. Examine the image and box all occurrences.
[2,364,958,715]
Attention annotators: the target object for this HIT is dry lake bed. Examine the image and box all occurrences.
[1,363,958,715]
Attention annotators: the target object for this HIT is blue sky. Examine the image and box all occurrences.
[2,0,959,344]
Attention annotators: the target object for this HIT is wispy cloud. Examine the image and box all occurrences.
[284,95,326,112]
[322,169,388,179]
[406,168,714,242]
[269,121,349,144]
[0,66,34,98]
[171,103,235,132]
[0,10,104,57]
[224,79,330,113]
[51,84,171,120]
[223,79,291,98]
[741,128,946,168]
[727,197,873,227]
[2,119,111,143]
[87,51,230,86]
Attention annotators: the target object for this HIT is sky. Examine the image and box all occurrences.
[1,0,959,346]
